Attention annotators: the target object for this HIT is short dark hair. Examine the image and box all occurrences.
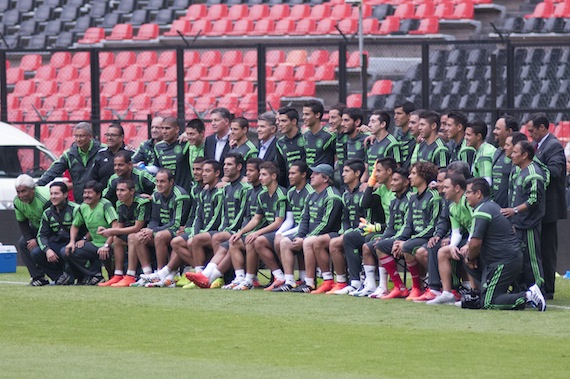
[330,103,346,114]
[467,177,491,197]
[446,173,466,191]
[516,140,535,160]
[343,158,366,179]
[290,160,310,177]
[84,180,104,194]
[377,157,397,173]
[193,156,207,165]
[210,107,232,121]
[115,150,132,163]
[186,118,205,134]
[260,161,279,177]
[162,116,179,129]
[225,152,245,169]
[419,110,441,132]
[371,110,391,131]
[246,157,263,172]
[49,181,68,194]
[447,161,471,179]
[117,178,135,190]
[393,167,410,182]
[500,114,519,132]
[343,107,364,124]
[278,106,299,123]
[303,100,324,119]
[395,101,416,114]
[510,131,528,145]
[231,116,249,130]
[447,111,468,130]
[530,113,550,131]
[109,123,125,136]
[203,159,222,177]
[467,119,488,140]
[156,168,174,181]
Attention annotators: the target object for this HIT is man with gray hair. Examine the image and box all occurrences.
[256,111,278,162]
[38,122,103,202]
[13,174,51,286]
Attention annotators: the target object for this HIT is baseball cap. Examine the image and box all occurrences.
[310,164,334,178]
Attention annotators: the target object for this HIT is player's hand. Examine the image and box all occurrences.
[364,134,375,147]
[229,232,241,244]
[367,162,378,187]
[292,238,303,250]
[427,236,440,248]
[360,219,382,236]
[97,246,110,260]
[46,249,59,263]
[449,246,461,260]
[65,242,74,256]
[441,237,450,247]
[500,208,515,218]
[75,239,85,248]
[245,232,259,245]
[27,239,38,250]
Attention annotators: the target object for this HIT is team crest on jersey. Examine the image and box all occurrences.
[64,213,72,222]
[355,141,362,151]
[174,145,182,154]
[504,156,510,164]
[422,200,428,209]
[317,198,324,207]
[297,139,305,147]
[316,139,323,149]
[399,203,406,212]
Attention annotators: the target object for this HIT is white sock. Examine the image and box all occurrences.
[210,268,223,284]
[285,274,295,286]
[305,277,315,287]
[336,274,347,283]
[235,269,245,280]
[244,273,255,284]
[378,267,388,290]
[126,270,136,277]
[114,270,123,276]
[182,266,192,274]
[195,266,204,273]
[363,265,376,288]
[351,280,361,288]
[202,262,217,278]
[166,272,175,281]
[298,270,306,281]
[158,266,171,279]
[142,266,152,275]
[271,269,285,281]
[322,271,333,280]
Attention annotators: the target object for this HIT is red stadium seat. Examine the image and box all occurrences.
[315,19,336,35]
[137,51,158,66]
[525,1,554,18]
[368,80,393,96]
[269,64,295,81]
[202,50,222,66]
[416,2,435,18]
[286,50,307,66]
[71,52,90,68]
[107,24,133,40]
[133,23,159,40]
[310,3,331,19]
[378,16,400,34]
[295,64,315,81]
[294,81,316,97]
[336,19,358,35]
[20,54,42,71]
[243,50,257,67]
[353,3,372,18]
[251,19,275,36]
[187,81,211,97]
[108,94,129,111]
[249,4,269,20]
[451,3,474,19]
[210,81,232,97]
[554,2,570,18]
[184,51,200,65]
[185,64,207,81]
[227,64,251,81]
[394,3,416,19]
[309,50,330,66]
[131,94,151,111]
[206,4,228,20]
[122,65,143,82]
[69,109,91,121]
[273,80,295,97]
[151,94,173,111]
[50,52,72,69]
[230,19,254,36]
[231,81,254,97]
[158,51,177,67]
[162,66,177,82]
[222,50,243,67]
[346,94,362,108]
[34,65,56,81]
[204,64,228,81]
[208,18,232,36]
[292,18,317,35]
[189,19,212,36]
[124,82,145,98]
[146,81,166,97]
[194,95,216,112]
[56,66,78,82]
[20,94,42,111]
[409,17,439,35]
[347,51,366,68]
[271,18,295,35]
[99,52,115,68]
[164,19,191,36]
[434,3,455,19]
[101,81,124,98]
[115,52,136,68]
[78,27,105,44]
[79,82,91,97]
[7,67,24,85]
[142,65,164,82]
[42,94,64,110]
[311,64,335,81]
[100,65,121,83]
[227,4,248,21]
[266,50,286,67]
[184,4,207,21]
[217,95,239,115]
[59,81,80,97]
[331,4,352,19]
[36,80,58,97]
[268,4,290,20]
[267,93,281,112]
[363,18,380,34]
[46,109,68,122]
[289,4,310,20]
[78,66,91,82]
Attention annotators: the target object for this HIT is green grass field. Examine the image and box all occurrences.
[1,267,570,378]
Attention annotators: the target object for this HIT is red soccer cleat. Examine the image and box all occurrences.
[185,272,210,288]
[311,279,335,294]
[380,286,410,299]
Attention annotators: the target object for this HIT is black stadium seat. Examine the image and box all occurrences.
[154,9,175,24]
[543,17,566,33]
[34,5,54,22]
[89,1,109,19]
[146,0,166,11]
[100,13,124,29]
[44,20,64,36]
[130,9,150,26]
[59,5,80,22]
[53,31,75,48]
[372,4,393,20]
[70,15,95,33]
[117,0,138,14]
[19,19,38,36]
[16,0,35,13]
[2,9,21,26]
[522,17,544,33]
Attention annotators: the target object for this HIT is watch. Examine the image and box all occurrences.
[513,208,519,214]
[104,243,110,248]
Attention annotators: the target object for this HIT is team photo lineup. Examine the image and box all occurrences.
[16,100,568,312]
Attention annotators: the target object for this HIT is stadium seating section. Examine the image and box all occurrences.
[2,0,570,156]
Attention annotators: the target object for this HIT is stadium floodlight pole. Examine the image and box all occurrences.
[348,0,365,109]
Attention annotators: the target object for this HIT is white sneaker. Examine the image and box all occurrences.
[426,291,456,305]
[527,284,546,311]
[145,278,175,288]
[351,286,376,297]
[367,287,388,298]
[222,278,242,290]
[334,285,357,295]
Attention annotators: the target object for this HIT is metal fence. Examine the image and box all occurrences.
[1,39,569,157]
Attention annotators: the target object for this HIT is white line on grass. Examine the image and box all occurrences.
[0,280,29,285]
[547,304,570,310]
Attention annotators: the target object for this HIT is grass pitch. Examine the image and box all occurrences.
[1,267,570,378]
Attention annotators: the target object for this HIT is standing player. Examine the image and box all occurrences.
[154,117,191,189]
[328,103,347,186]
[91,123,133,186]
[228,117,259,163]
[366,110,401,176]
[393,102,416,170]
[103,150,155,205]
[132,116,163,171]
[276,107,305,187]
[302,100,335,167]
[446,111,475,167]
[185,118,205,181]
[411,110,450,168]
[341,108,368,173]
[465,120,497,184]
[491,115,519,207]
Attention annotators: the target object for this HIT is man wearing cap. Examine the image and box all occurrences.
[276,163,343,293]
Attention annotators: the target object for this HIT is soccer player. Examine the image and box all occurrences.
[375,161,441,300]
[65,181,118,285]
[341,108,368,169]
[132,116,163,171]
[38,122,103,202]
[465,119,497,184]
[328,103,347,185]
[224,162,288,290]
[96,179,151,287]
[276,107,305,187]
[526,113,567,300]
[366,110,401,176]
[34,182,79,285]
[427,174,472,305]
[185,118,205,181]
[491,115,519,207]
[410,110,450,168]
[393,101,416,169]
[302,100,335,167]
[103,150,155,205]
[154,117,192,189]
[464,178,546,311]
[256,112,278,161]
[129,169,190,278]
[501,140,547,291]
[228,117,259,163]
[279,164,343,293]
[91,123,133,186]
[14,174,51,286]
[204,107,231,163]
[446,110,475,167]
[310,159,367,294]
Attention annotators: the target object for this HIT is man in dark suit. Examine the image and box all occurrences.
[527,113,567,299]
[204,107,231,163]
[257,111,278,162]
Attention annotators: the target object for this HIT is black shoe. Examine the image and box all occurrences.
[85,275,104,286]
[291,283,315,293]
[30,278,50,287]
[272,283,294,292]
[55,273,73,286]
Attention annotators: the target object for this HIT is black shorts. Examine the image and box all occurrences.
[401,238,429,256]
[260,232,277,250]
[375,238,396,255]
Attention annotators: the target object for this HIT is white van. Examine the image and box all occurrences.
[0,121,57,209]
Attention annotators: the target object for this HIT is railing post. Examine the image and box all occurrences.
[89,49,101,137]
[176,47,185,122]
[257,44,267,116]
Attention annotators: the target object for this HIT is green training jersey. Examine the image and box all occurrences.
[366,134,402,176]
[14,186,51,230]
[74,198,118,247]
[471,142,497,179]
[449,195,472,234]
[303,127,335,167]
